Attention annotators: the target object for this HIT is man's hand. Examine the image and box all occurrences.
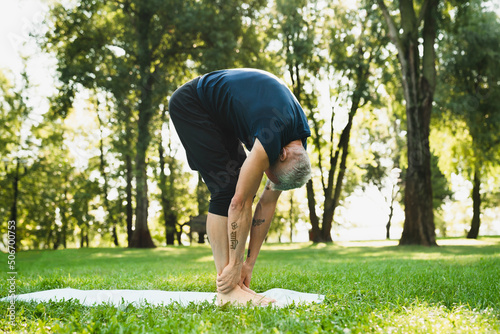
[240,261,254,288]
[217,263,242,294]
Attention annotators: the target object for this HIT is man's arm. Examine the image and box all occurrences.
[240,180,281,288]
[216,139,270,294]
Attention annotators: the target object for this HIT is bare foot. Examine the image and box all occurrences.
[240,285,277,304]
[217,285,273,306]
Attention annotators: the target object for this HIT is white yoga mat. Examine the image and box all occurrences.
[5,288,324,308]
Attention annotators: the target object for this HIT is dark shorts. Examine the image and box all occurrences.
[168,77,246,216]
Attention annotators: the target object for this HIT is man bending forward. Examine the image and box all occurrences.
[168,68,311,306]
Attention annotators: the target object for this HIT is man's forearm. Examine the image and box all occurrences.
[216,199,254,293]
[227,201,253,266]
[246,199,278,266]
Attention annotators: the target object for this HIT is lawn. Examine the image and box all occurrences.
[1,238,499,333]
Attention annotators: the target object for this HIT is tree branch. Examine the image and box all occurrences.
[310,112,327,192]
[422,0,438,90]
[417,0,430,28]
[376,0,402,52]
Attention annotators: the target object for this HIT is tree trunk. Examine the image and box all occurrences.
[159,107,177,245]
[378,0,438,246]
[131,155,155,248]
[46,227,53,249]
[60,180,69,249]
[130,8,156,248]
[306,179,321,242]
[79,221,89,248]
[176,228,183,245]
[290,61,323,243]
[322,102,357,242]
[467,169,481,239]
[197,174,209,215]
[80,227,85,248]
[386,184,396,240]
[198,232,205,244]
[118,101,134,247]
[53,237,59,250]
[97,109,118,247]
[326,135,349,242]
[112,226,119,246]
[9,159,20,251]
[125,137,133,247]
[398,85,436,246]
[386,207,394,240]
[322,76,367,242]
[398,0,437,246]
[165,214,176,245]
[84,226,89,247]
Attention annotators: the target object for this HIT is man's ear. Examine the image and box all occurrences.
[279,147,287,162]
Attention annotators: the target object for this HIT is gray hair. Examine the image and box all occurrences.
[270,147,311,191]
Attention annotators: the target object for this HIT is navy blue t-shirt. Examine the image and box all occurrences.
[196,68,311,165]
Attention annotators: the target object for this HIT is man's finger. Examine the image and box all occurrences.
[218,284,231,294]
[217,278,229,290]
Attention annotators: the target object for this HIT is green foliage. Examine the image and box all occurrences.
[21,117,90,249]
[0,71,30,156]
[1,240,499,333]
[268,190,307,242]
[436,0,500,174]
[193,0,269,72]
[273,0,325,103]
[329,4,389,108]
[430,153,452,211]
[0,68,81,250]
[433,0,500,235]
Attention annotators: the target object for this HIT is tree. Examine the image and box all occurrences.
[435,0,500,239]
[271,0,322,241]
[192,0,270,73]
[110,99,136,247]
[274,1,387,242]
[70,172,98,248]
[94,94,119,246]
[22,117,76,249]
[0,65,114,250]
[322,5,387,242]
[376,0,439,246]
[0,69,35,250]
[153,105,197,245]
[156,106,177,245]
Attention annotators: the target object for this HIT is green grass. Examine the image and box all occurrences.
[1,238,500,333]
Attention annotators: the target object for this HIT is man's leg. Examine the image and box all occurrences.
[169,79,272,306]
[207,213,273,306]
[206,213,229,274]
